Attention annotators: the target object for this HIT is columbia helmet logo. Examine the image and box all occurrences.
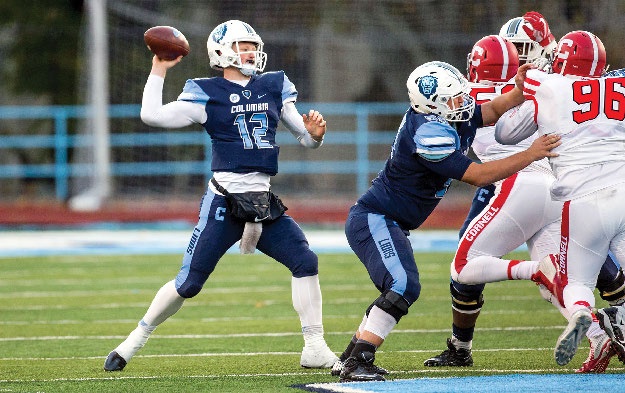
[212,24,228,43]
[418,75,438,99]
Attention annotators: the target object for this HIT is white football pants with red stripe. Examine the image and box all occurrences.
[451,170,561,285]
[559,183,625,315]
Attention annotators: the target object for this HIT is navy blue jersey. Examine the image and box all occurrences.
[177,71,297,175]
[358,105,484,230]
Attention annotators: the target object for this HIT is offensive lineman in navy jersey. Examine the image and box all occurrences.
[104,20,338,371]
[334,61,561,382]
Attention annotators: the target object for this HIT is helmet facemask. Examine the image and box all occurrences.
[227,41,267,76]
[446,93,476,122]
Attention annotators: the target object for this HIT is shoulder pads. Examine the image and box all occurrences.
[414,121,458,162]
[177,79,210,105]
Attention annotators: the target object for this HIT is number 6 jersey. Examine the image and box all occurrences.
[521,69,625,200]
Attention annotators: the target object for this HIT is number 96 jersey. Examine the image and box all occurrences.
[177,71,297,176]
[523,69,625,200]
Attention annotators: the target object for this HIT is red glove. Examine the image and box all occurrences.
[522,11,555,47]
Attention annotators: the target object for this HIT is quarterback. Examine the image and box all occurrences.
[104,20,338,372]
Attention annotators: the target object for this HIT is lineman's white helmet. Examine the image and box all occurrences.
[407,61,475,122]
[207,20,267,76]
[499,17,548,64]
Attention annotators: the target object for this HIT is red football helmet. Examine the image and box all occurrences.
[552,31,606,78]
[467,35,519,84]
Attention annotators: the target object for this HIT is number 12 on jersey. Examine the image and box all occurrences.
[234,113,272,149]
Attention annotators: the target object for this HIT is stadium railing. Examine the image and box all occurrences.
[0,103,407,200]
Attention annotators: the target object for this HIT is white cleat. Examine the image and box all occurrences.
[300,342,339,368]
[531,256,558,295]
[555,309,592,366]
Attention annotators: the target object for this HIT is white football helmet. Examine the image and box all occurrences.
[407,61,475,122]
[207,20,267,76]
[499,17,548,64]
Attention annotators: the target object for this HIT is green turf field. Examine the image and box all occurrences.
[1,251,622,392]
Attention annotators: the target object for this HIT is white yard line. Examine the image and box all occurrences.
[0,326,567,342]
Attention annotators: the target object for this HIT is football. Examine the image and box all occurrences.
[144,26,190,60]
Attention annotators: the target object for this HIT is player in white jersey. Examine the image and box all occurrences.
[426,30,624,373]
[597,67,625,365]
[103,20,338,372]
[497,30,625,367]
[499,11,557,66]
[424,33,563,368]
[455,10,558,237]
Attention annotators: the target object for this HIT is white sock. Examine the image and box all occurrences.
[363,306,397,340]
[509,260,538,280]
[292,275,323,327]
[114,280,185,361]
[451,335,472,350]
[456,256,535,283]
[114,321,155,361]
[142,280,185,326]
[292,275,327,347]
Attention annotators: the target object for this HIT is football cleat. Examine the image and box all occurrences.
[531,254,566,306]
[423,338,473,367]
[331,358,389,376]
[531,255,559,299]
[103,351,127,372]
[597,306,625,363]
[554,308,592,366]
[300,342,339,368]
[330,359,343,376]
[339,352,386,382]
[575,333,615,373]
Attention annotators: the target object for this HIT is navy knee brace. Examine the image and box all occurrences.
[450,281,485,313]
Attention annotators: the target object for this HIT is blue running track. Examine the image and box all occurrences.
[299,374,622,393]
